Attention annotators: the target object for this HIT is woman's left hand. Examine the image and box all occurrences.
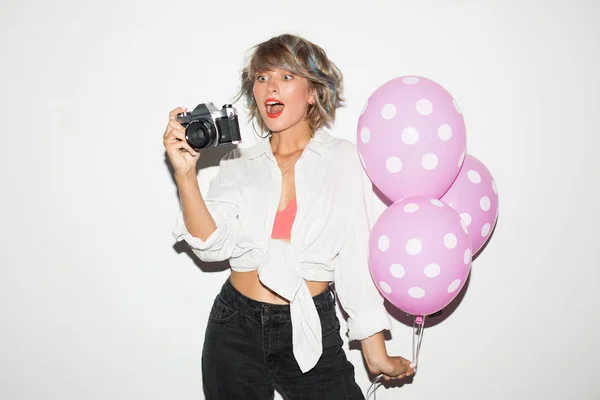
[360,332,416,381]
[365,354,416,381]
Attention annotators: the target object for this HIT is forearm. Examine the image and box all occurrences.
[360,330,416,378]
[359,331,388,369]
[176,172,217,240]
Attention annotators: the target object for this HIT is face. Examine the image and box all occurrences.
[252,68,315,134]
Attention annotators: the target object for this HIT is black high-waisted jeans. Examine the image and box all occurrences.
[202,278,365,399]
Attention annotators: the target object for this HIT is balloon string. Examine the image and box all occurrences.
[412,315,426,374]
[366,374,383,399]
[367,315,426,399]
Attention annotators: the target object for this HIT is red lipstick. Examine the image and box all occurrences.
[265,97,285,119]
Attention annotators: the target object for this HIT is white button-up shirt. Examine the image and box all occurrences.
[173,128,392,373]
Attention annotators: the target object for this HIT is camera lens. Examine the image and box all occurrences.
[185,119,215,149]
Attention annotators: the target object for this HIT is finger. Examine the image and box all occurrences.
[169,107,187,120]
[163,120,184,137]
[163,125,174,141]
[387,357,411,376]
[163,127,181,145]
[382,373,404,381]
[399,358,415,372]
[164,123,186,142]
[407,362,416,375]
[166,140,197,157]
[167,119,186,134]
[388,361,414,379]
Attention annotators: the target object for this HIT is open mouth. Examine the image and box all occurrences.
[265,99,285,118]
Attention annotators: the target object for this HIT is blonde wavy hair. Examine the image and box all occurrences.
[235,34,345,136]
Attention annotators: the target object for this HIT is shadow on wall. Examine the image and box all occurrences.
[164,143,239,273]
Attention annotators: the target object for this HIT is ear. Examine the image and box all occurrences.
[308,88,317,105]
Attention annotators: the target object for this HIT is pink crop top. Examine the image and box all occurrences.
[271,198,297,240]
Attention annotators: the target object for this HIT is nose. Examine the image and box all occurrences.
[267,79,279,94]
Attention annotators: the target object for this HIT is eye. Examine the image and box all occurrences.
[255,75,267,82]
[283,74,294,80]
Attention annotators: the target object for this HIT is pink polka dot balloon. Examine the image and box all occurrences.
[357,76,467,202]
[369,197,472,316]
[441,154,499,256]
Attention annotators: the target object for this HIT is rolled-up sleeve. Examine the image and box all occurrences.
[172,150,241,262]
[333,150,392,341]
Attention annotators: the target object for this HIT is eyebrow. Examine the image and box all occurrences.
[255,68,294,76]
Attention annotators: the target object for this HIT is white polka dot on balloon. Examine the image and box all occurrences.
[492,180,498,194]
[381,104,397,120]
[453,98,462,114]
[468,170,481,184]
[444,233,457,249]
[480,196,491,211]
[422,153,439,170]
[447,279,461,293]
[408,287,425,298]
[406,239,422,255]
[438,124,452,141]
[460,213,472,226]
[360,127,370,144]
[464,249,471,264]
[361,101,368,116]
[431,199,444,207]
[404,203,419,213]
[390,264,406,278]
[401,127,419,145]
[416,99,433,115]
[424,263,441,278]
[386,157,403,173]
[481,223,491,237]
[402,76,420,84]
[378,235,390,251]
[380,281,392,294]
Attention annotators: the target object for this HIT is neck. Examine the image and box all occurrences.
[269,122,312,156]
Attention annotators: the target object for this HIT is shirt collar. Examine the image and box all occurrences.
[246,128,333,160]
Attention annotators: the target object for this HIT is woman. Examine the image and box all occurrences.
[163,33,415,399]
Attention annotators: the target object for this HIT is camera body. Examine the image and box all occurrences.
[176,103,242,149]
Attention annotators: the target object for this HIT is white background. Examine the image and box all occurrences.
[1,0,599,399]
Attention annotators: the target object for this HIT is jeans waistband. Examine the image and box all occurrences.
[218,278,335,321]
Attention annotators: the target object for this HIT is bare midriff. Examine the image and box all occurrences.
[230,241,329,304]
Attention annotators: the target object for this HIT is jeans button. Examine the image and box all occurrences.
[261,305,271,325]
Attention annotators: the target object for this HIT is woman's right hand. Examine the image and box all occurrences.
[163,107,200,177]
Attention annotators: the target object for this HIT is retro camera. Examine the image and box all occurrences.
[176,103,242,149]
